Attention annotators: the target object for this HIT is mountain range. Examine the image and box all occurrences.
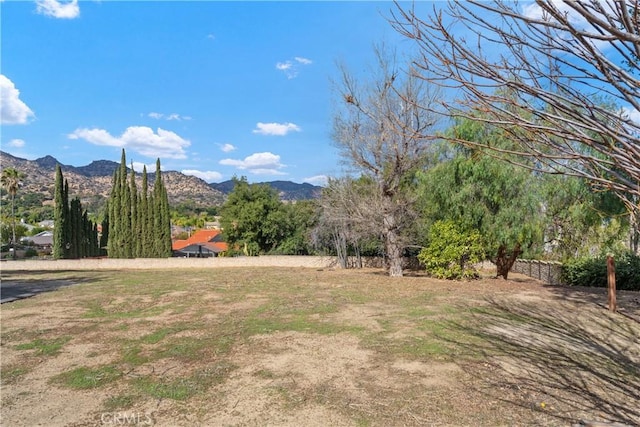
[0,151,322,206]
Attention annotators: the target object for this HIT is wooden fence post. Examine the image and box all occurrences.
[607,255,617,313]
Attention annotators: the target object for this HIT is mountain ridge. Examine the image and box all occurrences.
[0,151,322,206]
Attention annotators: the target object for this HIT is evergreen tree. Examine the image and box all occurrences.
[69,198,81,259]
[100,201,109,254]
[119,151,132,258]
[130,163,139,257]
[53,165,66,259]
[105,151,172,258]
[53,165,100,259]
[152,159,172,257]
[141,166,151,257]
[107,168,121,258]
[63,181,71,258]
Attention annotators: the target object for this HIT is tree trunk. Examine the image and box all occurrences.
[11,193,16,259]
[333,227,347,269]
[630,204,639,254]
[495,243,522,280]
[383,212,403,277]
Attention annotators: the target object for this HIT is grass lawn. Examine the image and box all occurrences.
[1,267,639,426]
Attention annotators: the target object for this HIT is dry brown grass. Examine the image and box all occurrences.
[1,267,638,426]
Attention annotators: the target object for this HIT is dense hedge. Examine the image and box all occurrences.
[561,252,640,291]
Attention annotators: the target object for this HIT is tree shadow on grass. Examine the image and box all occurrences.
[449,296,640,425]
[1,271,108,302]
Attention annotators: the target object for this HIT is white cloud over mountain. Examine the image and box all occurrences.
[0,75,35,125]
[68,126,190,159]
[220,152,286,175]
[7,139,26,148]
[182,169,223,183]
[303,175,328,186]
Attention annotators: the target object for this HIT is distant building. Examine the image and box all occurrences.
[21,230,53,253]
[172,229,227,257]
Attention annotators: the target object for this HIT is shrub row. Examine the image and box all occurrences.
[561,252,640,291]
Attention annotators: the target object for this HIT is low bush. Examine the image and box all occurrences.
[561,252,640,291]
[418,220,485,280]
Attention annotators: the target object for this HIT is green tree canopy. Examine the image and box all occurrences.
[220,177,290,255]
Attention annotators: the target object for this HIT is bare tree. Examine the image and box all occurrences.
[332,46,441,276]
[391,0,640,250]
[315,176,383,269]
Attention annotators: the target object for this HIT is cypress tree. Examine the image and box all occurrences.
[53,165,66,259]
[152,159,172,257]
[119,150,133,258]
[100,201,109,255]
[82,210,91,257]
[140,166,150,257]
[148,192,157,257]
[53,165,99,259]
[63,181,71,258]
[105,150,172,258]
[92,222,100,257]
[107,168,120,258]
[69,198,81,259]
[130,163,139,257]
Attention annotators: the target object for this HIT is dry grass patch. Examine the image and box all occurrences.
[1,266,638,426]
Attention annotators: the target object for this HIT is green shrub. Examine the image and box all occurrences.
[25,247,38,258]
[418,220,485,280]
[561,252,640,291]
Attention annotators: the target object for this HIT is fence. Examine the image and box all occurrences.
[512,259,564,285]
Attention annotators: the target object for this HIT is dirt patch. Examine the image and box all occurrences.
[323,303,395,332]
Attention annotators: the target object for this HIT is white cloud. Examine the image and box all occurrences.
[131,162,158,173]
[253,122,301,136]
[68,126,190,159]
[182,169,223,183]
[36,0,80,19]
[522,1,613,49]
[276,56,312,79]
[522,1,594,24]
[276,61,293,71]
[295,57,312,65]
[207,34,216,40]
[0,75,35,125]
[303,175,328,186]
[148,112,191,121]
[7,139,26,148]
[220,152,286,175]
[219,143,236,153]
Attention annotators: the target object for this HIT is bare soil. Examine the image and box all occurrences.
[1,266,639,426]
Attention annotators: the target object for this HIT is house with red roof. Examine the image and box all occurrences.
[172,229,227,257]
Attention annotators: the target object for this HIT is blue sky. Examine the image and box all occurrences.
[1,0,418,185]
[3,1,637,187]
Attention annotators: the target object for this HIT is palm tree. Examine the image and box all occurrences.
[1,168,26,259]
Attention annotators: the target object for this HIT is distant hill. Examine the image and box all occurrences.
[0,151,225,207]
[211,179,322,201]
[0,151,322,208]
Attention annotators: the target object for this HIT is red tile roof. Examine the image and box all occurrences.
[172,229,227,252]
